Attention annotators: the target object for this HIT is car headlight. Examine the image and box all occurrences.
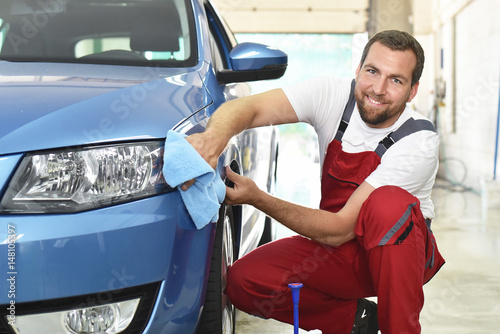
[10,299,140,334]
[0,141,172,214]
[4,281,161,334]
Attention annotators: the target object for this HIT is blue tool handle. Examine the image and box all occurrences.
[288,283,303,334]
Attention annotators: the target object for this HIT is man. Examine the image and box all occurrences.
[186,30,445,333]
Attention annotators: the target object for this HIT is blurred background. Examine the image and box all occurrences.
[212,0,500,199]
[209,0,500,332]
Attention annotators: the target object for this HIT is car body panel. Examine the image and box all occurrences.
[0,0,285,332]
[228,42,288,71]
[0,62,211,155]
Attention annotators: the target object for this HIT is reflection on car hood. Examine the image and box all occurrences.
[0,62,211,155]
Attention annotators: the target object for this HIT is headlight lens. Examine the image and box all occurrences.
[9,298,140,334]
[0,141,172,213]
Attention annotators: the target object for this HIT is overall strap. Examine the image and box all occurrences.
[374,118,436,158]
[334,79,356,142]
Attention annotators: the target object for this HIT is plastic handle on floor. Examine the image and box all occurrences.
[288,283,303,334]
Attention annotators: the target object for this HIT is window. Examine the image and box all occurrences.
[205,2,236,70]
[0,0,197,67]
[0,19,4,45]
[75,38,130,58]
[74,37,187,61]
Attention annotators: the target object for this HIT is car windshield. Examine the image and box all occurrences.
[0,0,197,67]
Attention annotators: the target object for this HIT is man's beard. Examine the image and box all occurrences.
[355,90,407,126]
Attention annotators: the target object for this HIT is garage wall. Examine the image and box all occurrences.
[211,0,368,33]
[215,0,500,193]
[432,0,500,191]
[235,33,366,94]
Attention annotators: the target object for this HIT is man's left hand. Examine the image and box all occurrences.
[224,165,260,206]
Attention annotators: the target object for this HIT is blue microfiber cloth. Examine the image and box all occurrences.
[163,130,226,229]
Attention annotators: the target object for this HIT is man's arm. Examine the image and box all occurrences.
[224,166,375,246]
[186,88,298,169]
[184,86,372,244]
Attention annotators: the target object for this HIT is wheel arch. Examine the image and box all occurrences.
[219,139,243,260]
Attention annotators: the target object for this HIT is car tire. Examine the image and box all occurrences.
[197,205,236,334]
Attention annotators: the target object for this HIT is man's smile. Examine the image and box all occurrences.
[366,95,388,106]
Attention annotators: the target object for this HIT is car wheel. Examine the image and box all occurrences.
[197,205,236,334]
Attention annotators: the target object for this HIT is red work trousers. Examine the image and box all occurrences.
[226,186,444,334]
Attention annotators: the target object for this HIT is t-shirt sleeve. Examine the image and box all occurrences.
[365,130,439,194]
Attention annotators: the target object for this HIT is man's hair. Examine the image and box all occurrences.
[360,30,425,86]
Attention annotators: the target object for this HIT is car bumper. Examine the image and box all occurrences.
[0,191,215,333]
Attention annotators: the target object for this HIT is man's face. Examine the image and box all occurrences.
[355,42,419,128]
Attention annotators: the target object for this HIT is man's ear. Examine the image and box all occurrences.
[408,81,420,102]
[355,63,361,78]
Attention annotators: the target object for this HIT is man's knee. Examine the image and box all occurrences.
[226,259,249,307]
[362,186,418,223]
[368,185,416,205]
[226,258,286,318]
[354,186,421,249]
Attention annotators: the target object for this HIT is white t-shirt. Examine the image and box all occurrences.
[283,76,439,219]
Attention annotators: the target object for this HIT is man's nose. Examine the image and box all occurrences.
[372,78,387,95]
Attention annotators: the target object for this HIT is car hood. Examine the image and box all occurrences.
[0,62,212,155]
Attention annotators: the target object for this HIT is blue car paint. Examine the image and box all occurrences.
[228,42,288,71]
[0,69,217,334]
[0,0,285,332]
[0,62,212,155]
[0,1,221,331]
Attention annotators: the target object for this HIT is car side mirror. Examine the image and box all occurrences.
[217,42,288,84]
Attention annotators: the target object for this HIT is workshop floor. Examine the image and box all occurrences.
[234,131,500,333]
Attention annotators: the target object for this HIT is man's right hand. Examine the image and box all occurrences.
[185,131,221,168]
[180,132,221,190]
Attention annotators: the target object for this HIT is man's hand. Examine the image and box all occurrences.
[180,132,222,191]
[185,132,220,169]
[224,165,261,206]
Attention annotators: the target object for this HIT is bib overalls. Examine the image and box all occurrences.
[226,81,445,333]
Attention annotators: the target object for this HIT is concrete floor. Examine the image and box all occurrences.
[234,186,500,333]
[234,132,500,333]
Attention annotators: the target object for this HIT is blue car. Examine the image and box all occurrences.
[0,0,287,333]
